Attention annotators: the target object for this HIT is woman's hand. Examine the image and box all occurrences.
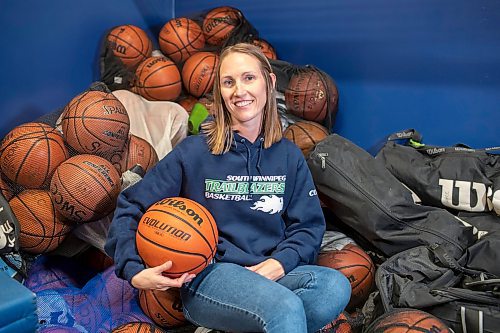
[246,258,285,281]
[131,261,196,290]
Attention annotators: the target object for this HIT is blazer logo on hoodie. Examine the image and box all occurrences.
[204,175,285,203]
[251,195,283,214]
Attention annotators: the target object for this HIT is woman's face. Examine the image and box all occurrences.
[219,52,275,131]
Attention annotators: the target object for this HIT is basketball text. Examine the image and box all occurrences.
[50,183,86,222]
[156,198,204,226]
[143,216,191,241]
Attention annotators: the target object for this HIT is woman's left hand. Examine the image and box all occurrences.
[246,258,285,281]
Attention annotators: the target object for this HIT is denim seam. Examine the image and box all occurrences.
[287,271,315,297]
[186,287,266,328]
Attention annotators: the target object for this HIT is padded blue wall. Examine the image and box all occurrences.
[1,1,499,149]
[0,0,174,138]
[177,0,500,149]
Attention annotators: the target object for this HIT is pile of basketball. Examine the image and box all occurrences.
[0,88,159,255]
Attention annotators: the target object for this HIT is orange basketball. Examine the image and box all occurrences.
[135,56,182,101]
[283,120,329,157]
[61,90,130,158]
[0,122,69,189]
[111,322,166,333]
[182,52,219,98]
[107,25,153,69]
[115,134,159,174]
[0,175,14,200]
[319,312,352,333]
[365,309,451,333]
[159,18,205,64]
[50,154,121,223]
[285,69,337,122]
[203,6,241,46]
[317,243,375,311]
[136,197,218,278]
[9,189,70,254]
[252,38,277,60]
[178,95,198,114]
[139,288,186,328]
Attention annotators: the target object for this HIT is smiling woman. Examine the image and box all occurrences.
[105,42,351,333]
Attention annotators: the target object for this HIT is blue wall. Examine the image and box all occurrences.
[1,1,499,150]
[177,0,500,149]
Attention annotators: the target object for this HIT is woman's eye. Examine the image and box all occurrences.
[222,79,233,87]
[245,75,255,81]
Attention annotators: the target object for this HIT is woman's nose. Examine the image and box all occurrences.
[233,81,244,95]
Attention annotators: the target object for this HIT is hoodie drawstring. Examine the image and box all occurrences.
[256,137,264,176]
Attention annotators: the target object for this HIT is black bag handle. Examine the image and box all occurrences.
[0,192,20,253]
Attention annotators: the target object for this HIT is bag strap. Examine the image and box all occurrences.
[429,244,497,279]
[0,192,20,253]
[461,306,484,333]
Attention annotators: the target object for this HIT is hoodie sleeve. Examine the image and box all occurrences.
[270,155,325,274]
[104,147,184,283]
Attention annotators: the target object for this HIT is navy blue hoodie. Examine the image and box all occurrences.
[105,132,325,282]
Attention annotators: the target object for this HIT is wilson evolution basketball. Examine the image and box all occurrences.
[0,122,68,189]
[159,17,205,64]
[136,197,218,278]
[107,25,153,69]
[181,52,219,97]
[283,120,329,157]
[285,69,337,123]
[202,6,241,46]
[365,308,451,333]
[50,154,121,223]
[317,243,375,311]
[9,189,70,254]
[139,288,186,328]
[135,56,182,101]
[61,90,130,158]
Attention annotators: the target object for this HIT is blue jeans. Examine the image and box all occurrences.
[180,263,351,333]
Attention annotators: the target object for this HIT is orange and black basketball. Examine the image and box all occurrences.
[0,122,68,189]
[107,25,153,69]
[9,189,70,254]
[135,56,182,101]
[61,90,130,158]
[202,6,241,46]
[182,52,219,98]
[319,312,352,333]
[283,120,329,157]
[285,69,336,122]
[50,154,121,223]
[116,134,159,174]
[178,95,198,114]
[139,288,186,328]
[136,197,218,278]
[317,243,375,311]
[159,17,205,64]
[111,322,166,333]
[365,308,451,333]
[252,38,277,60]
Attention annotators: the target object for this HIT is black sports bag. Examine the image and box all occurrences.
[307,134,477,259]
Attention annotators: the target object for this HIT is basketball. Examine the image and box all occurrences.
[135,56,182,101]
[138,288,186,328]
[50,154,121,223]
[178,95,198,114]
[117,134,159,174]
[136,197,218,278]
[182,52,219,98]
[283,120,329,157]
[111,322,166,333]
[107,25,153,69]
[317,243,375,311]
[365,308,451,333]
[9,189,70,254]
[158,18,205,64]
[0,122,69,189]
[203,6,241,46]
[61,90,130,158]
[252,38,277,60]
[319,312,352,333]
[285,69,334,122]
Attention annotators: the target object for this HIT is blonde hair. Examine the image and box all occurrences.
[202,43,282,155]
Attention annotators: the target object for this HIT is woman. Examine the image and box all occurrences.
[105,43,350,333]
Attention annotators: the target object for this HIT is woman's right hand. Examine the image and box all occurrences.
[130,261,196,291]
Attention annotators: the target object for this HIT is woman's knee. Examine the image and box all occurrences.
[321,268,352,309]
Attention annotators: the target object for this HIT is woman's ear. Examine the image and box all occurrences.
[270,72,277,89]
